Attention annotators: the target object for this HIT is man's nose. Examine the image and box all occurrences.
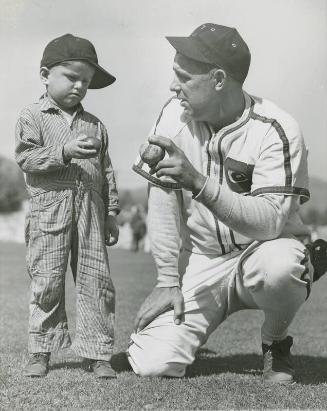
[169,76,181,93]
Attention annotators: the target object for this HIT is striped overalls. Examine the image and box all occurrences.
[15,95,119,360]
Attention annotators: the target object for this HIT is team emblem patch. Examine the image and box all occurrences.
[224,157,254,194]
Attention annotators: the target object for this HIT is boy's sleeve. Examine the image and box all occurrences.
[99,122,120,216]
[15,107,68,173]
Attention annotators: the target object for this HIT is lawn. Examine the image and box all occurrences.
[1,241,327,410]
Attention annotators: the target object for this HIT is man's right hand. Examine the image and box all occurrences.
[134,286,184,333]
[63,134,98,161]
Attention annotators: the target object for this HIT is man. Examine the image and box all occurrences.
[128,23,327,383]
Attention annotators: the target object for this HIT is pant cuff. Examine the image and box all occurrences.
[71,340,114,361]
[28,329,71,353]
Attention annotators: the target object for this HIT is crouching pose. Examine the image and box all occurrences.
[129,23,326,383]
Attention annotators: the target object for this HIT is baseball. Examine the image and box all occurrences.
[139,143,165,166]
[82,136,101,153]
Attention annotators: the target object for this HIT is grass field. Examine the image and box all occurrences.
[1,241,327,410]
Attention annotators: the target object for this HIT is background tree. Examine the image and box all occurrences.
[0,156,27,212]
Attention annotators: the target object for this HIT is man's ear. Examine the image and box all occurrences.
[40,67,50,85]
[212,69,227,90]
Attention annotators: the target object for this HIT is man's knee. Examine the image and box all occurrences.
[243,238,312,292]
[129,356,185,378]
[127,330,189,378]
[127,344,186,377]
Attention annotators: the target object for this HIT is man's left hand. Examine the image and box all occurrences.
[148,135,207,194]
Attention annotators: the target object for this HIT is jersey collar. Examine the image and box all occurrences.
[39,93,84,114]
[207,90,253,136]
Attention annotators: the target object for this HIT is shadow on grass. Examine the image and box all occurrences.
[111,349,327,384]
[111,352,132,373]
[49,361,84,371]
[189,350,327,385]
[187,349,262,378]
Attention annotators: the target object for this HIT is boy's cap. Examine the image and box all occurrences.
[166,23,251,83]
[41,34,116,89]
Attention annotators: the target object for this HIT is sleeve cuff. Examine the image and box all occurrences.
[192,176,210,199]
[155,269,180,288]
[194,177,233,222]
[156,278,180,288]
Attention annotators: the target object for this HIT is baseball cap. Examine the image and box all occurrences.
[166,23,251,83]
[40,34,116,89]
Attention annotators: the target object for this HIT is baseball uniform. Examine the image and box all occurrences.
[128,91,313,377]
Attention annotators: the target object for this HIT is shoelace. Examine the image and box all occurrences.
[263,336,293,356]
[30,353,49,364]
[92,360,109,369]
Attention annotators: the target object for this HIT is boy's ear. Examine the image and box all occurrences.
[40,67,50,85]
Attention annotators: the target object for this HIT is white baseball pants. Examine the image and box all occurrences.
[128,236,312,377]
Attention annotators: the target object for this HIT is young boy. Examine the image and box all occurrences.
[15,34,120,378]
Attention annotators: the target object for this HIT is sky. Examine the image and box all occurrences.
[0,0,326,189]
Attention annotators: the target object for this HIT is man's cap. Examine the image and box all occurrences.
[166,23,251,83]
[40,34,116,89]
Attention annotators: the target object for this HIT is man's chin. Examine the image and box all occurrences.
[181,108,194,122]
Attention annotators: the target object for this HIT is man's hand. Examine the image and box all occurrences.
[134,286,184,333]
[105,214,119,246]
[63,134,99,161]
[148,135,207,195]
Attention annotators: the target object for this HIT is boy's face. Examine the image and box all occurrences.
[41,61,95,111]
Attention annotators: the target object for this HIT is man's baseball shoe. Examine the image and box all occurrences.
[306,239,327,282]
[88,359,117,379]
[23,352,50,377]
[262,336,294,384]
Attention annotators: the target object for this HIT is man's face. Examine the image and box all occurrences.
[43,61,95,111]
[170,53,217,122]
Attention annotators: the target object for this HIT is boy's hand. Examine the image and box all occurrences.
[63,134,99,160]
[105,214,119,246]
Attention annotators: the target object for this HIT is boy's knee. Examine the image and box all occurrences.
[31,271,64,310]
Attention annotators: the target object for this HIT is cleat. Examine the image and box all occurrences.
[23,352,50,377]
[88,359,117,379]
[262,336,294,384]
[306,239,327,282]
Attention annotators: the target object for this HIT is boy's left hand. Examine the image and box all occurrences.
[105,214,119,246]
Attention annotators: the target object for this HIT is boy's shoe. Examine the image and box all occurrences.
[23,352,50,377]
[89,359,117,379]
[306,239,327,282]
[262,336,294,384]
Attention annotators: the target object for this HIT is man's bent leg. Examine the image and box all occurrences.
[236,237,313,383]
[128,250,239,377]
[238,237,313,344]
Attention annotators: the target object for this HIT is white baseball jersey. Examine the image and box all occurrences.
[133,91,310,256]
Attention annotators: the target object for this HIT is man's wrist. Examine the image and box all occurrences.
[156,273,180,288]
[156,283,180,289]
[191,173,207,197]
